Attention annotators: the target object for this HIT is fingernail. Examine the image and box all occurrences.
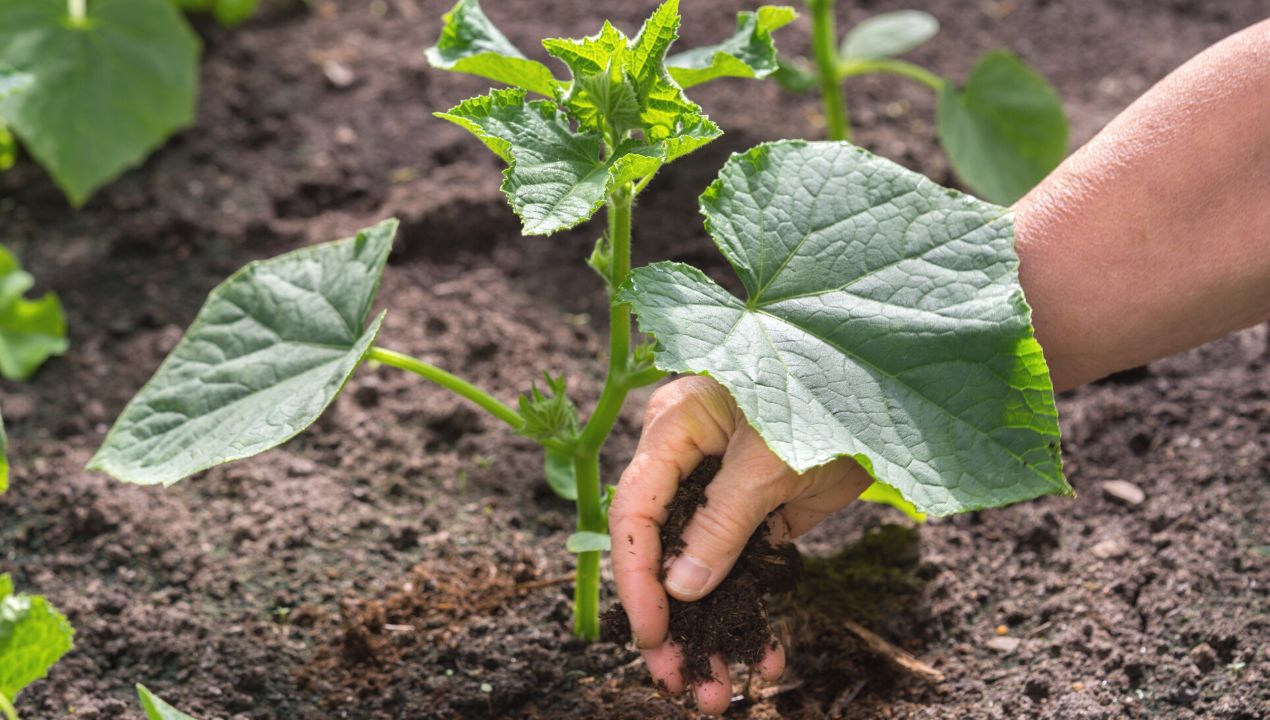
[665,554,710,598]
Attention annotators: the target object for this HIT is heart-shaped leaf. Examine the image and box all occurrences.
[623,141,1069,516]
[0,0,200,205]
[937,51,1067,205]
[89,220,398,486]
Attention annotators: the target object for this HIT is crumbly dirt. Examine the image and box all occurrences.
[1,0,1266,718]
[601,457,802,686]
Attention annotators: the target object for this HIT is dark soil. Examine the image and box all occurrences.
[601,456,803,686]
[1,0,1266,719]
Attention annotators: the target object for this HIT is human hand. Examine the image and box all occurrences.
[608,376,873,714]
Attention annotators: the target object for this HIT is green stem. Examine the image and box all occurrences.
[67,0,86,24]
[367,346,524,430]
[570,184,635,640]
[809,0,849,141]
[839,57,946,91]
[0,693,18,720]
[625,366,667,389]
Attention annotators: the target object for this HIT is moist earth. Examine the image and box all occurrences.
[1,0,1266,718]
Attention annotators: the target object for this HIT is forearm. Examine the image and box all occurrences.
[1015,19,1270,392]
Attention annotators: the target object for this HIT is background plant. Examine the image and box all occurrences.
[777,0,1068,204]
[0,574,74,720]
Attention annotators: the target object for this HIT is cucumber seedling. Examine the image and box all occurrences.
[777,0,1068,204]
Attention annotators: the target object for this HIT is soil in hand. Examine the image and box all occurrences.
[602,456,802,685]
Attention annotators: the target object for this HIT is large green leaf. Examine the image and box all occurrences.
[0,245,68,381]
[437,88,666,235]
[0,574,74,703]
[840,10,939,60]
[666,5,797,88]
[937,51,1067,205]
[0,406,8,495]
[622,141,1069,516]
[425,0,557,97]
[88,220,398,486]
[137,684,198,720]
[0,0,200,205]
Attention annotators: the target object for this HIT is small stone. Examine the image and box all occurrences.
[995,624,1010,636]
[1072,681,1085,691]
[334,125,359,146]
[1190,643,1218,673]
[1091,538,1127,559]
[323,59,357,89]
[986,636,1021,654]
[1101,480,1145,506]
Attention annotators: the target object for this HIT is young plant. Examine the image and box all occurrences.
[0,575,74,720]
[0,0,200,205]
[0,244,69,494]
[89,0,797,642]
[777,0,1068,204]
[138,684,199,720]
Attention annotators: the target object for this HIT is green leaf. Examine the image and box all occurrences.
[517,372,579,443]
[544,448,577,501]
[601,483,617,515]
[840,10,939,60]
[566,531,612,553]
[0,405,8,495]
[211,0,257,26]
[858,481,926,522]
[666,5,797,88]
[770,55,817,93]
[137,684,198,720]
[426,0,557,97]
[0,0,200,206]
[0,575,74,703]
[437,89,663,235]
[0,245,68,381]
[88,220,398,486]
[622,141,1069,517]
[937,51,1067,205]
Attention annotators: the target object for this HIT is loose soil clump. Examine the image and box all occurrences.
[602,456,802,685]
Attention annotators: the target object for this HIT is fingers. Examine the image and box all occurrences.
[759,641,786,682]
[664,424,796,601]
[642,642,686,694]
[692,655,732,716]
[609,377,736,649]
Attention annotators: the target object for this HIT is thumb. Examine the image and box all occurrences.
[663,431,794,601]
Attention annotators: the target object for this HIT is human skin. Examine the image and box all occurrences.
[608,18,1270,716]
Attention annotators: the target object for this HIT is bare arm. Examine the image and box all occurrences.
[610,19,1270,716]
[1018,18,1270,391]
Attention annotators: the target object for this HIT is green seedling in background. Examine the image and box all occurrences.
[778,0,1068,204]
[0,575,74,720]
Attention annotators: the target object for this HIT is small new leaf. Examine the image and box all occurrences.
[840,10,939,60]
[0,245,68,382]
[566,531,612,553]
[587,232,614,290]
[436,89,663,235]
[937,51,1067,205]
[623,141,1070,517]
[0,574,75,703]
[426,0,558,97]
[544,448,577,501]
[89,220,398,486]
[666,5,797,88]
[137,683,199,720]
[517,372,579,444]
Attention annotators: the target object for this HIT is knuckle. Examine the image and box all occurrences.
[689,504,754,553]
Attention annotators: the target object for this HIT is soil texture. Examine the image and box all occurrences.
[1,0,1266,719]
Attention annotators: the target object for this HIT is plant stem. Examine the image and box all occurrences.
[839,58,946,91]
[570,183,635,640]
[0,693,18,720]
[367,346,524,430]
[809,0,849,141]
[67,0,86,24]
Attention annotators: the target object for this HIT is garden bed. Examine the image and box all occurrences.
[1,0,1265,718]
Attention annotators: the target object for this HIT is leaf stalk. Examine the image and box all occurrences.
[809,0,850,141]
[0,693,17,720]
[839,57,945,91]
